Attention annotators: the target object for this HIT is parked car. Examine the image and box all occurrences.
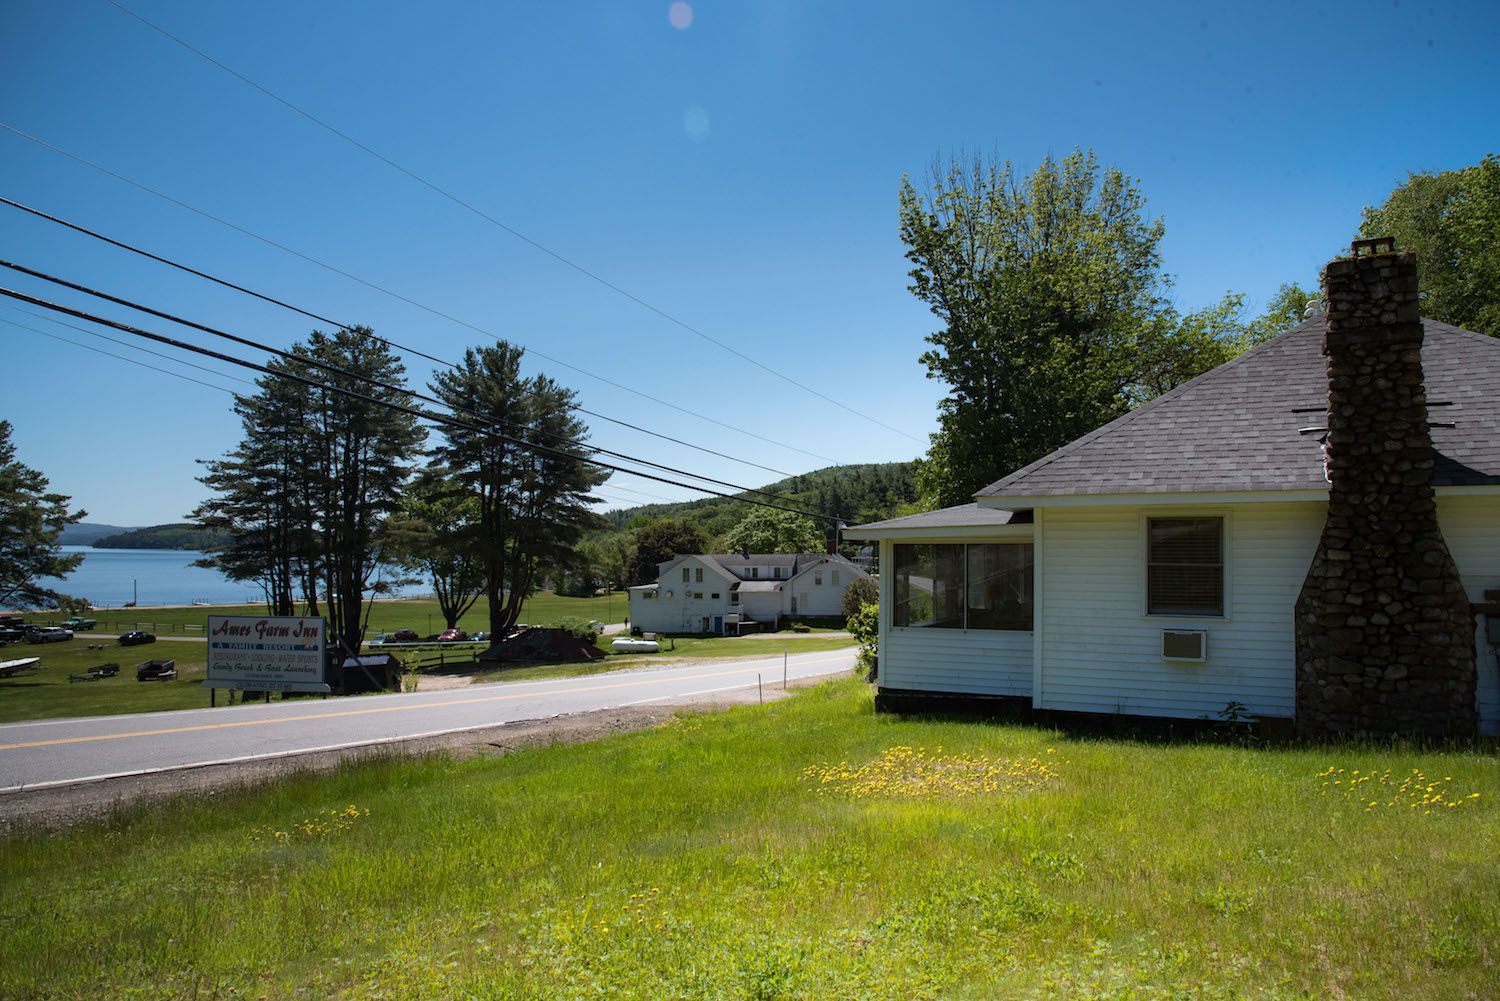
[436,628,468,642]
[60,616,98,631]
[118,630,156,646]
[0,626,25,645]
[389,628,419,643]
[29,627,73,644]
[471,631,489,643]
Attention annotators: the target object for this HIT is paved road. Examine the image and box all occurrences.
[0,648,855,793]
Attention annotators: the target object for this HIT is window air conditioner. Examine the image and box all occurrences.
[1162,629,1207,662]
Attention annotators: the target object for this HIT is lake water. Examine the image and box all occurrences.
[41,547,426,608]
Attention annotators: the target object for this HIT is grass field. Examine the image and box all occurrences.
[31,592,627,637]
[0,642,211,722]
[2,679,1495,999]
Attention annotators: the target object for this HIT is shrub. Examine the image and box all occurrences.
[848,602,879,681]
[840,576,878,619]
[555,616,599,642]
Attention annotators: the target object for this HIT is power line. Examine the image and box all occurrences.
[0,315,239,397]
[0,258,818,508]
[102,0,923,445]
[0,285,843,523]
[0,124,841,466]
[2,303,257,388]
[0,194,801,479]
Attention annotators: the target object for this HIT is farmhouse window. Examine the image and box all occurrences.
[682,568,690,583]
[815,571,823,586]
[893,543,1033,631]
[1147,517,1224,616]
[711,593,720,599]
[695,592,704,600]
[643,591,655,600]
[832,570,840,586]
[695,568,703,583]
[751,567,759,579]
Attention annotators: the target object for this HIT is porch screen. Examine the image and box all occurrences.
[893,543,1033,630]
[1147,517,1223,616]
[966,544,1034,630]
[893,544,964,627]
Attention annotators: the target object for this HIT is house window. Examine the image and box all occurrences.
[751,567,759,579]
[893,543,1033,630]
[682,567,690,583]
[832,570,840,586]
[815,571,823,586]
[731,592,740,604]
[711,593,720,599]
[774,567,782,579]
[695,568,703,583]
[643,591,655,600]
[1147,517,1224,616]
[695,592,704,600]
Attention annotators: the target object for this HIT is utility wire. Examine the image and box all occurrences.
[0,194,800,479]
[2,303,257,388]
[0,259,817,508]
[0,285,842,523]
[0,315,239,397]
[102,0,923,444]
[0,123,840,465]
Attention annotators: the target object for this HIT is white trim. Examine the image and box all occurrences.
[974,483,1500,511]
[1032,507,1045,709]
[877,539,891,675]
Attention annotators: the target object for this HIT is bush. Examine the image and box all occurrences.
[847,603,879,681]
[840,577,878,619]
[555,616,599,642]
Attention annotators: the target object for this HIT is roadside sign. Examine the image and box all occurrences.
[204,615,331,693]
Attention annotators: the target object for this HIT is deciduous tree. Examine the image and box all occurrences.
[627,519,708,585]
[718,508,824,555]
[1359,154,1500,336]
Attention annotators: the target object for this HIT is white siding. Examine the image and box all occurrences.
[1038,501,1325,721]
[1436,494,1500,734]
[883,627,1034,697]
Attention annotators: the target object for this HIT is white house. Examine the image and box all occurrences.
[846,254,1500,738]
[628,552,871,635]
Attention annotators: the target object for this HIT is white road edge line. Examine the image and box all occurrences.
[0,650,855,731]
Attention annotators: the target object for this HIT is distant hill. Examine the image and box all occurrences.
[596,461,923,543]
[59,522,138,546]
[92,523,228,551]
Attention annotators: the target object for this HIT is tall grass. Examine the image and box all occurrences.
[1,680,1495,999]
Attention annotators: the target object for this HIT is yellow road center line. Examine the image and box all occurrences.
[0,654,850,752]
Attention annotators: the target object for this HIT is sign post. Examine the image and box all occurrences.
[205,615,332,695]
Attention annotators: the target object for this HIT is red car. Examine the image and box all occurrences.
[436,628,468,642]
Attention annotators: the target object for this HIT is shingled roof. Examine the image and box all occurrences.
[975,316,1500,501]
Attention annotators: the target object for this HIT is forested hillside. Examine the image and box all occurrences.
[598,461,921,542]
[92,523,228,551]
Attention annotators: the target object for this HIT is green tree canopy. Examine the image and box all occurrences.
[901,149,1171,507]
[627,518,708,585]
[429,342,607,642]
[0,420,84,610]
[718,508,825,555]
[1359,154,1500,336]
[382,472,484,629]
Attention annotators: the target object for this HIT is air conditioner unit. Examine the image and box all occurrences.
[1162,629,1207,662]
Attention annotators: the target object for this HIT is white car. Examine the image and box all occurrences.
[29,627,73,644]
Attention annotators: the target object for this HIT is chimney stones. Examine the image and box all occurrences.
[1293,240,1477,739]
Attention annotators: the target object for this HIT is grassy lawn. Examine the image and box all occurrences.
[2,680,1495,999]
[31,592,626,638]
[0,641,211,723]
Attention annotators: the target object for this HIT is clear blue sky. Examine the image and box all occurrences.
[1,0,1496,525]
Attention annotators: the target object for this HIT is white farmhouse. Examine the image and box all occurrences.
[628,552,871,635]
[847,245,1500,738]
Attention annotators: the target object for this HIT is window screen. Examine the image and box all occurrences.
[966,544,1034,630]
[1147,517,1223,616]
[892,544,965,628]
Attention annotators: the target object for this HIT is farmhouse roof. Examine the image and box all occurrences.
[735,580,783,593]
[976,316,1500,501]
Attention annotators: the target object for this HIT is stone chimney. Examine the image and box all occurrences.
[1293,238,1477,739]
